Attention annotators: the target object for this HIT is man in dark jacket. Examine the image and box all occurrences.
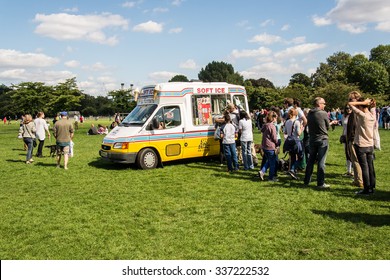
[304,97,337,189]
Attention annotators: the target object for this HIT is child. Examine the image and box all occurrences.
[220,113,239,172]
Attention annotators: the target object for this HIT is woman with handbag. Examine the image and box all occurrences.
[18,114,37,164]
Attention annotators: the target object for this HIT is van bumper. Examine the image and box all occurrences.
[99,150,137,164]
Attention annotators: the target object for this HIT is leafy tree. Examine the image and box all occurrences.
[370,44,390,75]
[347,54,369,84]
[10,82,53,116]
[0,84,12,117]
[312,52,352,87]
[281,84,313,108]
[289,73,312,88]
[357,61,389,95]
[198,61,244,85]
[47,77,84,116]
[314,81,358,110]
[108,88,134,113]
[169,75,189,82]
[246,84,282,110]
[246,78,275,88]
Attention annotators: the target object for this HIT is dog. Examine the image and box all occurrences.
[45,144,57,157]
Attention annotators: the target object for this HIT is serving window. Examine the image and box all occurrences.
[191,94,228,125]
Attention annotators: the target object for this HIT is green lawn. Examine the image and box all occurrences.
[0,119,389,260]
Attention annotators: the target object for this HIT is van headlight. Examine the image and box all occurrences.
[113,142,129,149]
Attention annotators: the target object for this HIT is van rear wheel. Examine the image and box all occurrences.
[137,148,159,169]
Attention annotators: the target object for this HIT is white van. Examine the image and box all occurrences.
[99,82,249,169]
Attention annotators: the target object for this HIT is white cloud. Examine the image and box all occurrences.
[338,23,367,34]
[0,68,74,84]
[249,33,282,45]
[274,43,326,59]
[133,21,163,33]
[376,21,390,32]
[260,19,273,27]
[149,71,179,81]
[171,0,184,6]
[290,36,306,44]
[231,47,272,59]
[65,60,80,68]
[281,24,290,31]
[0,49,59,68]
[34,13,129,46]
[179,59,197,69]
[63,7,79,13]
[313,0,390,32]
[122,1,136,8]
[169,27,183,34]
[312,15,332,26]
[153,7,169,13]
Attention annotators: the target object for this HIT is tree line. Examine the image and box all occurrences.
[1,44,389,118]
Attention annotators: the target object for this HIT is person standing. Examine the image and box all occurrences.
[304,97,337,189]
[347,91,363,188]
[238,110,254,170]
[259,111,279,181]
[34,112,50,157]
[283,108,304,180]
[220,114,239,173]
[348,98,377,195]
[18,114,36,164]
[341,106,353,177]
[53,111,74,170]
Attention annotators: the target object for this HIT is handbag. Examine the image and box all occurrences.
[373,125,381,150]
[283,120,297,153]
[339,135,346,144]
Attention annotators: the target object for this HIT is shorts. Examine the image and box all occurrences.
[56,145,70,155]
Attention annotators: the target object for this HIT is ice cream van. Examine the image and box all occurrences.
[99,81,249,169]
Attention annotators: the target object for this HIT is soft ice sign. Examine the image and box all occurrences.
[195,87,227,94]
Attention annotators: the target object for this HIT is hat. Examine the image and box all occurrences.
[60,111,68,116]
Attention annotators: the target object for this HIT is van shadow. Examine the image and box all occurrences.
[312,209,390,227]
[88,158,137,170]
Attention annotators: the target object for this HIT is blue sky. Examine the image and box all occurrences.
[0,0,389,96]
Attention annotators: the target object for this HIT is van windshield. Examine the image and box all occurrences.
[120,104,157,127]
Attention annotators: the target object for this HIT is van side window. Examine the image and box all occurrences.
[233,95,247,112]
[192,94,227,126]
[152,106,181,129]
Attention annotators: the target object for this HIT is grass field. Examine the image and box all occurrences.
[0,118,389,260]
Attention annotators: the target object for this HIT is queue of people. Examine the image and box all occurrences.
[217,92,379,196]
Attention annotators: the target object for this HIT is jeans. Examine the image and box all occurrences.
[304,140,329,186]
[23,137,34,161]
[37,139,45,156]
[223,143,239,171]
[241,141,254,170]
[354,145,376,191]
[261,149,277,180]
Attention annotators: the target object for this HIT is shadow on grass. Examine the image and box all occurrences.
[312,209,390,227]
[88,158,137,170]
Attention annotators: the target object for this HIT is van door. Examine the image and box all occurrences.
[148,105,184,162]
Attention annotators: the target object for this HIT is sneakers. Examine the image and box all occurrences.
[269,178,279,182]
[258,170,264,180]
[355,189,374,195]
[317,184,330,189]
[288,170,298,180]
[342,172,354,177]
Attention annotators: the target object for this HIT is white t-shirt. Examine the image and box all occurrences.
[34,118,49,140]
[222,123,236,144]
[239,118,253,142]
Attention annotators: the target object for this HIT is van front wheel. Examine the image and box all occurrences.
[137,148,159,169]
